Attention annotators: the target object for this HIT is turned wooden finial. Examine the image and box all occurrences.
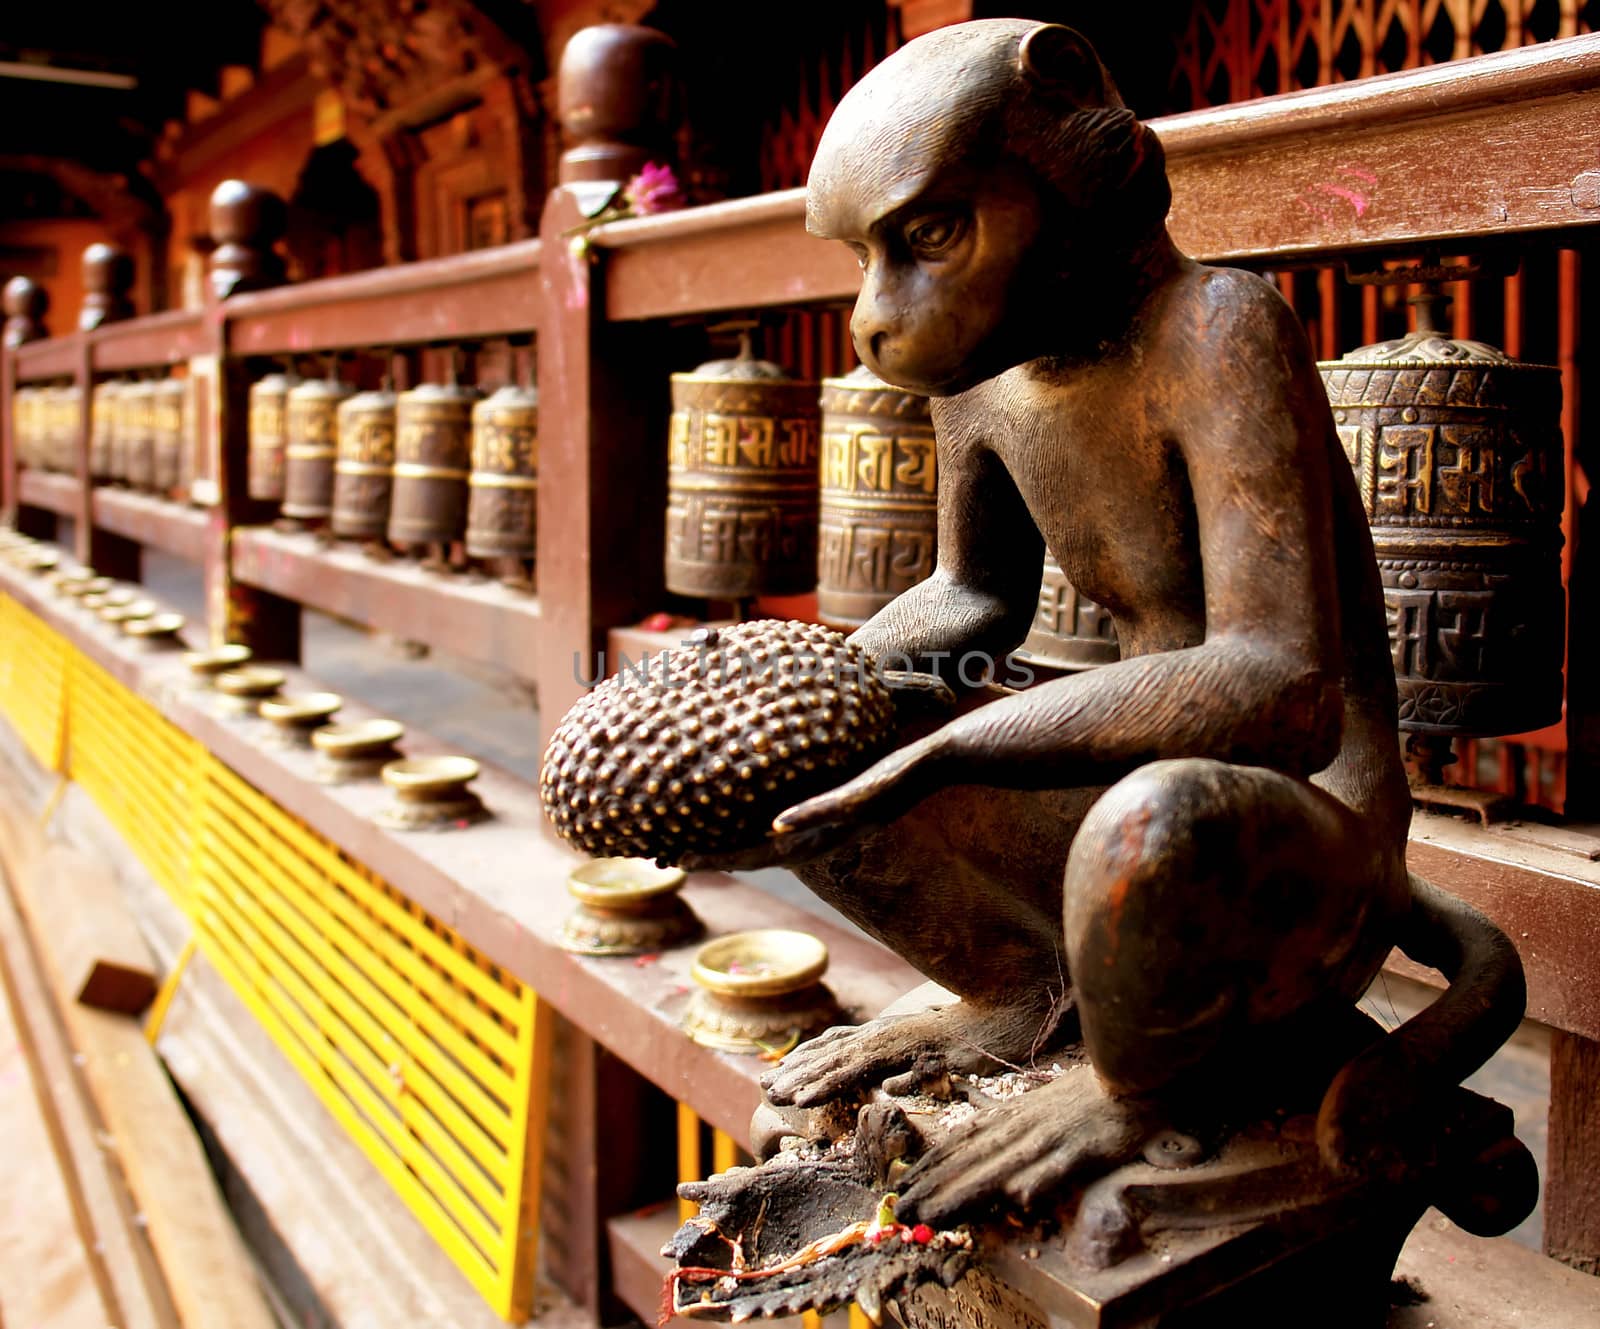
[556,24,680,187]
[207,180,287,300]
[79,243,136,330]
[2,276,49,347]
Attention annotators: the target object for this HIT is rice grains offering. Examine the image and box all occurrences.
[541,620,894,863]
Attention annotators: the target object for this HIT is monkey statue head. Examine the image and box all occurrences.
[807,20,1171,396]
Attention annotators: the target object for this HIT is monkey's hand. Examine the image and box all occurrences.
[762,1000,1072,1109]
[773,731,953,837]
[897,1067,1156,1226]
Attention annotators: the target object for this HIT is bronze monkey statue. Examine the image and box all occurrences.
[672,19,1529,1230]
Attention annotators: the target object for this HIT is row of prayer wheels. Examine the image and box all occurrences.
[11,378,190,496]
[665,337,1106,672]
[247,368,538,562]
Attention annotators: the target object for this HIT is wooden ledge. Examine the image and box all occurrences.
[0,552,921,1142]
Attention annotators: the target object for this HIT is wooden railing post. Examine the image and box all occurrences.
[2,276,49,527]
[206,181,300,658]
[77,244,141,579]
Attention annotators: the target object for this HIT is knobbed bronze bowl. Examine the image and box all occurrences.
[541,620,894,863]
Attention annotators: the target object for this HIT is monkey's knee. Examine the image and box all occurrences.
[1063,759,1259,1093]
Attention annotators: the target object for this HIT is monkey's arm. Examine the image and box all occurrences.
[779,286,1346,831]
[848,417,1043,685]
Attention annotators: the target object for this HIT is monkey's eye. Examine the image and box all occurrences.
[905,214,965,259]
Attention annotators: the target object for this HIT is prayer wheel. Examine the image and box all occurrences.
[108,380,132,483]
[90,380,122,482]
[1320,292,1564,738]
[388,380,483,549]
[816,364,937,625]
[331,387,398,542]
[465,384,539,560]
[283,376,356,525]
[152,377,187,496]
[47,384,76,473]
[247,371,294,502]
[13,387,41,470]
[123,380,158,491]
[1017,554,1120,674]
[665,335,820,599]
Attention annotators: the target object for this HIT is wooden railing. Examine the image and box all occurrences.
[3,28,1600,1320]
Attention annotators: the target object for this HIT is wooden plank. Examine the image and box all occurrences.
[1392,1211,1600,1327]
[0,801,278,1329]
[223,239,543,355]
[0,899,110,1328]
[231,524,543,682]
[598,35,1600,321]
[12,334,79,381]
[88,310,208,374]
[92,488,209,563]
[1406,810,1600,1041]
[18,468,83,517]
[1546,1031,1600,1274]
[21,841,159,1013]
[0,840,176,1329]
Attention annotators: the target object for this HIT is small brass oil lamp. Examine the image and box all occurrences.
[213,665,286,715]
[560,858,701,957]
[259,691,343,747]
[683,929,841,1054]
[124,612,186,650]
[377,755,486,829]
[311,718,405,784]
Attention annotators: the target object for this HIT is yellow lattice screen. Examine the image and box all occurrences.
[69,653,202,914]
[0,593,69,770]
[0,591,548,1320]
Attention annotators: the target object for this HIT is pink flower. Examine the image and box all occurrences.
[623,162,685,216]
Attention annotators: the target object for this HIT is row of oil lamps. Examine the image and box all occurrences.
[3,524,837,1055]
[247,367,538,577]
[12,378,193,496]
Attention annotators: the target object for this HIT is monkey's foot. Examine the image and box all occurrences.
[762,999,1074,1109]
[897,1064,1156,1226]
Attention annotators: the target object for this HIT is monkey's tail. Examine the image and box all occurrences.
[1315,872,1526,1178]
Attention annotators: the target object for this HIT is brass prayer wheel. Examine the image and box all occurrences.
[388,380,483,549]
[1320,293,1565,737]
[283,376,356,525]
[13,386,41,469]
[665,336,820,599]
[247,372,295,502]
[816,364,937,625]
[46,383,76,473]
[107,381,130,482]
[465,383,539,560]
[122,380,158,491]
[90,380,122,482]
[151,377,187,496]
[331,388,398,542]
[1017,553,1120,674]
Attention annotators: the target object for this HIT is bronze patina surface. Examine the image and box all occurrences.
[1320,292,1565,739]
[817,364,938,627]
[544,18,1537,1324]
[247,372,295,503]
[283,376,357,526]
[665,335,820,600]
[388,380,483,550]
[331,387,399,542]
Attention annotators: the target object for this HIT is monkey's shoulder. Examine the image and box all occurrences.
[1159,262,1305,351]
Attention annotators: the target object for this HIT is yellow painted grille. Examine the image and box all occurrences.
[0,593,69,770]
[68,652,202,914]
[0,591,548,1320]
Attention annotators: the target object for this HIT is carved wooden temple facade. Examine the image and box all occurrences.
[1,2,1599,1326]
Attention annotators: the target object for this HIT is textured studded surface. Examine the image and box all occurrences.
[542,621,894,862]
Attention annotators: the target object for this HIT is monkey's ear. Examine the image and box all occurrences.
[1017,24,1114,107]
